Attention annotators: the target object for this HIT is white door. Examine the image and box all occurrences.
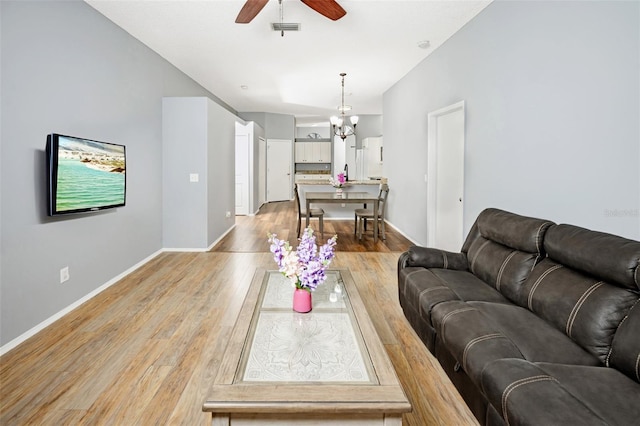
[427,101,465,251]
[258,137,266,207]
[266,139,292,202]
[235,134,250,215]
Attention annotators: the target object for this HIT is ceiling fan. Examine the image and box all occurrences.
[235,0,346,24]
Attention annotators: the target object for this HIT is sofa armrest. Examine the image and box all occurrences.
[481,359,607,426]
[402,246,468,270]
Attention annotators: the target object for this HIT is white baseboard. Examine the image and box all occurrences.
[384,220,420,246]
[162,223,236,253]
[0,249,164,356]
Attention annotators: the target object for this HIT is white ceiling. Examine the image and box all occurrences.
[86,0,491,124]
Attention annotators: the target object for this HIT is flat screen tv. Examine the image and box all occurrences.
[46,133,126,216]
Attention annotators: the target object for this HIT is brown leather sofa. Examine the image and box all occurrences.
[398,208,640,425]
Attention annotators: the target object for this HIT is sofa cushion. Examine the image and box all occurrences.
[544,224,640,291]
[474,208,554,255]
[481,359,640,426]
[468,301,601,365]
[431,301,600,382]
[460,209,554,305]
[430,301,524,385]
[399,267,511,326]
[517,257,639,363]
[466,237,541,302]
[430,269,511,304]
[537,362,640,425]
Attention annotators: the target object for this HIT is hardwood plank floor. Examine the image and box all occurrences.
[0,202,478,425]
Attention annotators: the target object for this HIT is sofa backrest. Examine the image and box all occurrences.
[519,224,640,365]
[461,208,554,302]
[608,298,640,383]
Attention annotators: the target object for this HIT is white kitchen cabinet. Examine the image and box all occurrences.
[295,141,331,163]
[318,143,332,163]
[295,142,310,162]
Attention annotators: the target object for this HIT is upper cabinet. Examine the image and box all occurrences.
[295,141,331,163]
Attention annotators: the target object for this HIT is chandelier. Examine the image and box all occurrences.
[330,73,359,141]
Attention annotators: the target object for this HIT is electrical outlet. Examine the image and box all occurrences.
[225,211,231,218]
[60,266,70,283]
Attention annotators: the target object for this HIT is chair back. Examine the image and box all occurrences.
[293,183,302,218]
[378,184,390,218]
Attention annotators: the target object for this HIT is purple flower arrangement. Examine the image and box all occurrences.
[329,172,346,188]
[268,227,338,292]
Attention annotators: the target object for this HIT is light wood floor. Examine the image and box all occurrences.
[0,202,478,425]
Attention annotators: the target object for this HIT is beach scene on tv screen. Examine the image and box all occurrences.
[56,136,125,212]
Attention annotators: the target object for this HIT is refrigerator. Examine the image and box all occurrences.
[362,137,383,179]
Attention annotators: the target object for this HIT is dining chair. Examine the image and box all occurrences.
[294,184,324,238]
[354,184,389,240]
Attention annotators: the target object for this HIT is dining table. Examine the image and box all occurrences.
[305,191,381,242]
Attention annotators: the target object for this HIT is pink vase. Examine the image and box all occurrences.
[293,288,312,313]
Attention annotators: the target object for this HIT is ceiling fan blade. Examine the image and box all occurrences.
[300,0,346,21]
[235,0,269,24]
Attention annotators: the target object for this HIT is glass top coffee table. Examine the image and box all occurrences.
[203,268,411,425]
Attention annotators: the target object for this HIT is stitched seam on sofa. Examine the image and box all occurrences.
[496,251,518,291]
[527,264,564,311]
[636,353,640,382]
[566,281,604,337]
[635,263,639,288]
[417,286,449,317]
[502,375,557,426]
[470,240,491,275]
[440,307,476,345]
[605,297,640,367]
[462,333,502,371]
[528,254,541,278]
[535,222,552,255]
[441,250,448,269]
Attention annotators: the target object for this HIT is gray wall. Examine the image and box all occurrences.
[162,97,237,249]
[207,101,238,242]
[0,1,233,346]
[240,112,295,142]
[384,0,640,244]
[352,115,383,150]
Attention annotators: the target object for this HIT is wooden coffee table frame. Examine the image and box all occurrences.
[202,268,411,425]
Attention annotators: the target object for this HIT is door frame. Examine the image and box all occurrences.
[258,136,266,207]
[235,131,250,215]
[426,100,465,249]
